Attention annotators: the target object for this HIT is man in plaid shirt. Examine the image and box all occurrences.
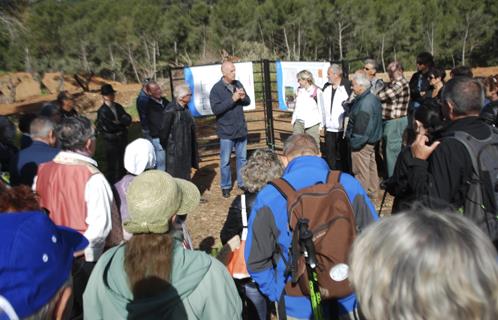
[377,61,410,177]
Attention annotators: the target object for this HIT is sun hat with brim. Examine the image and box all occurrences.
[124,170,200,234]
[0,211,88,318]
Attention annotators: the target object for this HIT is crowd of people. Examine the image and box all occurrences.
[0,54,498,320]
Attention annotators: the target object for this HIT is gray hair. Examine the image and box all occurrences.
[242,149,283,193]
[442,76,484,116]
[174,83,191,100]
[55,116,94,151]
[364,59,378,71]
[297,70,315,86]
[24,277,72,320]
[350,208,498,320]
[283,133,319,158]
[30,116,54,139]
[329,64,343,76]
[351,70,371,90]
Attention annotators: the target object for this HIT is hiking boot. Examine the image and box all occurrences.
[222,189,231,198]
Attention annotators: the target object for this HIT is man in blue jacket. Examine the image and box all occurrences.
[347,70,382,201]
[245,133,378,319]
[10,116,59,186]
[209,61,251,198]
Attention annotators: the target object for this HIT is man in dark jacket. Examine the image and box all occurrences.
[409,76,491,213]
[159,84,199,180]
[347,70,383,201]
[144,81,170,171]
[96,84,132,183]
[409,52,434,110]
[209,61,251,198]
[136,79,151,138]
[10,116,59,186]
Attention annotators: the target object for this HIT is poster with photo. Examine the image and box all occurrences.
[276,61,330,110]
[184,62,256,117]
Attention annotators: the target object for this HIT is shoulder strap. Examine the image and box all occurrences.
[103,245,124,289]
[327,170,341,185]
[268,177,296,201]
[240,194,248,241]
[447,131,481,173]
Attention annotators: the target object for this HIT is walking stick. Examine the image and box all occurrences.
[298,219,323,320]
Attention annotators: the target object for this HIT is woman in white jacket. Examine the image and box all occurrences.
[291,70,323,145]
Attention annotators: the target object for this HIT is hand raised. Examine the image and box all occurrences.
[232,91,242,102]
[411,134,440,160]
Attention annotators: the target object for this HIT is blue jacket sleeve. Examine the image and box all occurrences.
[245,199,287,302]
[339,173,379,230]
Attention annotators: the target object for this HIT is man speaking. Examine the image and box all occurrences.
[210,61,251,198]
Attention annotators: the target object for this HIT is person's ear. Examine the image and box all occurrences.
[84,138,92,152]
[445,99,456,120]
[54,286,72,320]
[48,130,56,146]
[280,155,289,168]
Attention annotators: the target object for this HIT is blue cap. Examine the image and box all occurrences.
[0,211,88,318]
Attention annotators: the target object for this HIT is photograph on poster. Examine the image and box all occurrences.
[276,61,330,111]
[184,62,256,117]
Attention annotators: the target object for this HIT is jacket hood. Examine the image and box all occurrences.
[100,243,213,318]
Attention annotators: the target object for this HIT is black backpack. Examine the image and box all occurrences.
[448,126,498,241]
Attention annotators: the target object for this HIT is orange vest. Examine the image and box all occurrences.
[36,156,99,234]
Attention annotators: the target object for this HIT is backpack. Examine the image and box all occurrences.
[448,126,498,241]
[269,171,356,300]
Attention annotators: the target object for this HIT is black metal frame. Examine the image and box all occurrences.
[166,58,365,153]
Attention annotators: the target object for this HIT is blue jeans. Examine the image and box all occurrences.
[220,137,247,190]
[151,137,166,171]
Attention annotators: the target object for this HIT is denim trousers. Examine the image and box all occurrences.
[150,137,166,171]
[220,137,247,190]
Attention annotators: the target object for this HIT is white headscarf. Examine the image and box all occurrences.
[124,138,156,175]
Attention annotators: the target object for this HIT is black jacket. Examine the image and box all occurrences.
[409,71,432,106]
[159,101,199,180]
[209,78,250,139]
[407,116,491,210]
[386,146,419,213]
[96,102,131,139]
[220,192,257,245]
[146,97,170,138]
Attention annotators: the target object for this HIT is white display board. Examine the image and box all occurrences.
[184,62,256,117]
[276,61,330,110]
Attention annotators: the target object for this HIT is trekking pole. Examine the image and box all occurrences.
[298,219,324,320]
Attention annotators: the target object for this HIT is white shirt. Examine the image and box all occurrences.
[33,151,113,262]
[321,83,349,132]
[291,86,324,128]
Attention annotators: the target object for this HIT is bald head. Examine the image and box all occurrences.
[221,61,236,83]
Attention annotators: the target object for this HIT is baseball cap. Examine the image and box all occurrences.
[0,211,88,318]
[124,170,200,234]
